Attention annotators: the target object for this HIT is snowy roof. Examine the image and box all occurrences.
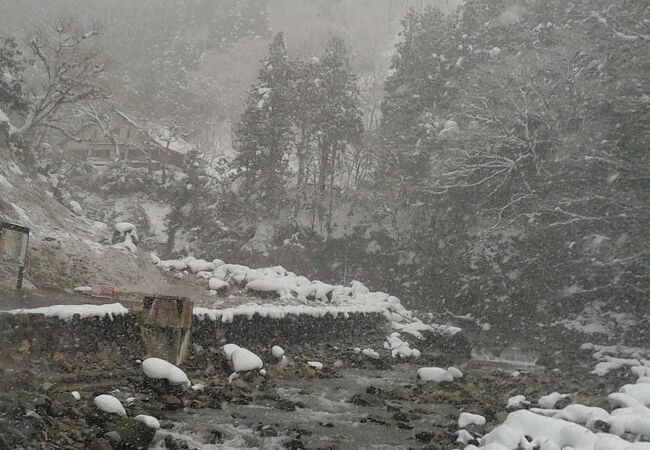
[115,109,197,155]
[146,124,196,155]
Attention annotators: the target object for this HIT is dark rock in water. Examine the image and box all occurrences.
[107,417,156,449]
[260,425,279,437]
[163,435,189,450]
[348,393,383,407]
[386,403,401,412]
[205,429,223,444]
[392,411,420,422]
[161,394,183,410]
[365,385,381,395]
[364,415,389,426]
[396,422,413,430]
[276,398,306,411]
[285,436,305,449]
[415,431,434,442]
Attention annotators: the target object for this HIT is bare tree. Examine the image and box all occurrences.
[10,19,105,140]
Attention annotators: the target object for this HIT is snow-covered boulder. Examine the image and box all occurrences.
[272,345,285,359]
[69,200,84,216]
[308,361,323,371]
[361,348,380,359]
[506,395,529,410]
[208,277,229,292]
[231,347,263,372]
[223,344,240,361]
[458,412,486,428]
[94,394,126,416]
[134,414,161,429]
[539,392,570,409]
[141,358,190,386]
[417,367,454,383]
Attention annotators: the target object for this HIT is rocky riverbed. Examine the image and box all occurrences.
[0,335,637,450]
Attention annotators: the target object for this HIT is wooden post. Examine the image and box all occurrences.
[141,295,193,365]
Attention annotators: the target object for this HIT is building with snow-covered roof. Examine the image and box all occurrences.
[57,109,196,169]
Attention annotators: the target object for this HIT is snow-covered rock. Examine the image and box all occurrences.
[208,277,229,291]
[417,367,454,383]
[506,395,529,409]
[223,344,240,360]
[94,394,126,416]
[231,347,263,372]
[69,200,84,216]
[459,412,486,428]
[141,358,190,386]
[361,348,380,359]
[308,361,323,371]
[272,345,285,359]
[538,392,569,409]
[134,414,160,429]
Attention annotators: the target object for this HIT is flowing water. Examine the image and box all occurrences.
[151,350,542,449]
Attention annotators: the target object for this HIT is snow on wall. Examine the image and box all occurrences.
[3,303,129,321]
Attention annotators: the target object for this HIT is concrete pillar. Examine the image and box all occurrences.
[141,295,193,365]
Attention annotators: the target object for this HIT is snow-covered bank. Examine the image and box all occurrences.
[155,255,464,360]
[465,346,650,449]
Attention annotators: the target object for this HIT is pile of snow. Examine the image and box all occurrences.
[94,394,126,416]
[3,303,128,321]
[141,358,190,386]
[134,414,160,429]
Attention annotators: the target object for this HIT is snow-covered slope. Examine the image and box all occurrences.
[0,146,182,297]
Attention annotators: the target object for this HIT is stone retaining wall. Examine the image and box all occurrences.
[0,310,391,362]
[0,310,470,366]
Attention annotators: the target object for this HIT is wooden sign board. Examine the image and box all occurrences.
[0,221,30,288]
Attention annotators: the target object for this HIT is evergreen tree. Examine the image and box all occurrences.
[233,33,297,215]
[0,37,27,115]
[312,37,364,235]
[378,7,458,194]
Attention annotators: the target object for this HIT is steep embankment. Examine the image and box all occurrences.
[0,129,197,303]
